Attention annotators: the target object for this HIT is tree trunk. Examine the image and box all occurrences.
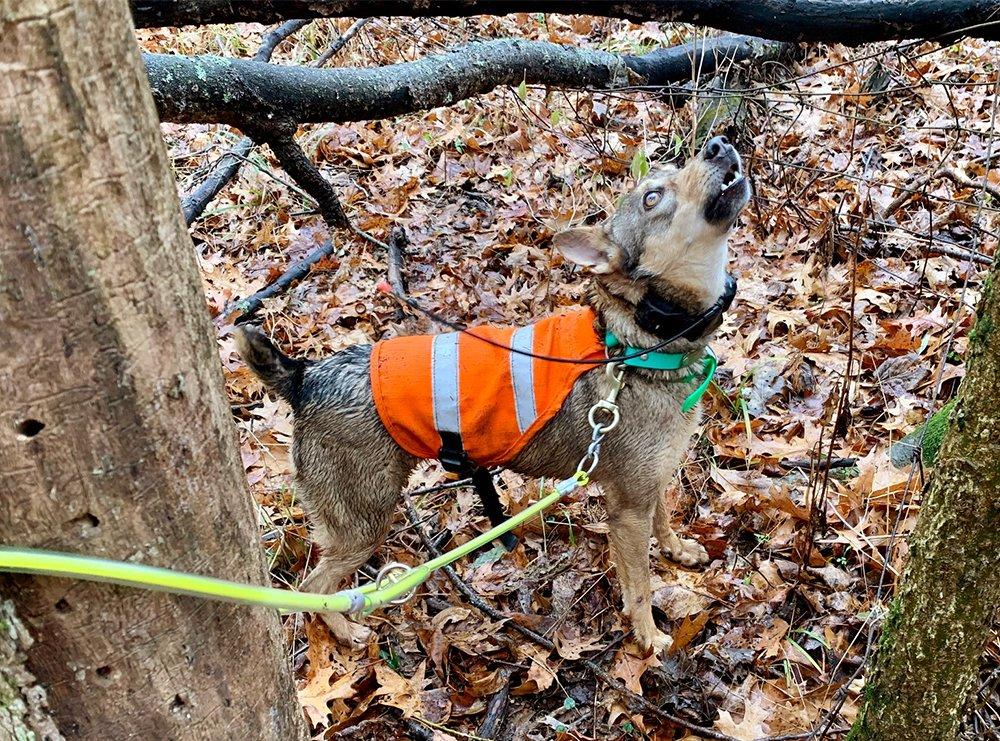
[128,0,1000,44]
[0,1,304,738]
[849,265,1000,739]
[0,600,61,741]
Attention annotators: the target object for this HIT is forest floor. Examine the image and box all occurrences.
[139,16,999,740]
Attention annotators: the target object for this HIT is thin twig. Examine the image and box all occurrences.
[314,18,372,67]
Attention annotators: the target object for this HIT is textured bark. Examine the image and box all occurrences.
[129,0,1000,43]
[850,265,1000,739]
[144,35,790,128]
[0,600,61,741]
[0,1,304,738]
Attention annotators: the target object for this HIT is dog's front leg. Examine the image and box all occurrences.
[605,485,672,655]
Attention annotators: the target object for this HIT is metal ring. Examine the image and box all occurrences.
[588,402,620,433]
[577,449,600,475]
[374,562,418,605]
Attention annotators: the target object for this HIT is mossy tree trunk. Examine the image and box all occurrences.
[0,600,61,741]
[0,1,304,737]
[850,265,1000,739]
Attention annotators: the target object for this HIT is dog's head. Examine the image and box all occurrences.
[553,136,749,313]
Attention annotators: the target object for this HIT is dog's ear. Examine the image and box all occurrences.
[552,227,620,274]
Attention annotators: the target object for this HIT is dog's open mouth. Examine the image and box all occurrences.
[704,161,749,224]
[719,166,744,193]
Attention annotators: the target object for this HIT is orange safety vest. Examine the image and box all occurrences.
[370,308,606,467]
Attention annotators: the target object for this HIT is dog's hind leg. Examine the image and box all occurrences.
[297,461,409,649]
[300,520,390,649]
[654,488,709,567]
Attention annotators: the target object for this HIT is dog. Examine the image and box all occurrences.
[236,136,750,654]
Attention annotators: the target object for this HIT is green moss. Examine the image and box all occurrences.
[848,597,906,740]
[889,399,956,468]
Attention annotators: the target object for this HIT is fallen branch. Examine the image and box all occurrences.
[181,137,253,224]
[780,457,857,471]
[145,35,791,127]
[180,18,309,225]
[386,226,408,298]
[925,242,994,266]
[940,165,1000,202]
[255,18,311,62]
[232,239,335,318]
[476,668,511,739]
[130,0,1000,44]
[259,133,349,228]
[224,129,391,317]
[882,166,1000,222]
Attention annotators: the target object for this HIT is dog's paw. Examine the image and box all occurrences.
[319,612,373,650]
[636,625,673,656]
[664,536,709,567]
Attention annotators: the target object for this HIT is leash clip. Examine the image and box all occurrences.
[374,561,418,606]
[579,363,627,474]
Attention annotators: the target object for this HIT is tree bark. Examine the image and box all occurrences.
[129,0,1000,43]
[145,35,789,128]
[0,600,61,741]
[849,264,1000,739]
[0,1,304,738]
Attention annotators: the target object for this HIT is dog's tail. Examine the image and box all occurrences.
[234,325,304,408]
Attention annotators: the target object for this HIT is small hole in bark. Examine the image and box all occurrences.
[55,598,71,613]
[170,694,187,711]
[94,665,114,685]
[66,512,101,538]
[16,419,45,439]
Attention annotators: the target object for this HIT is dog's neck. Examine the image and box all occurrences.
[588,275,717,363]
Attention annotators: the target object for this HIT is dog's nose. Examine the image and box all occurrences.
[703,135,731,161]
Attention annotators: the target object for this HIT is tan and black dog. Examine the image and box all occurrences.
[237,136,750,654]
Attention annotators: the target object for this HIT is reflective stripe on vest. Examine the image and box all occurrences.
[431,333,461,436]
[370,308,606,467]
[509,325,536,434]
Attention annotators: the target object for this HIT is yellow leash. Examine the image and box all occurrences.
[0,472,587,614]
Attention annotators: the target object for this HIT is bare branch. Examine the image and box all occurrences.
[181,137,253,224]
[254,18,310,61]
[130,0,1000,44]
[232,239,335,318]
[314,17,371,67]
[258,132,349,228]
[180,18,309,224]
[145,35,791,127]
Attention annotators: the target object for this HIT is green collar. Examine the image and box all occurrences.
[604,331,717,413]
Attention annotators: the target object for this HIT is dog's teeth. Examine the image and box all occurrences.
[720,172,743,193]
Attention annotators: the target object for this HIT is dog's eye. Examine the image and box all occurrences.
[643,190,662,210]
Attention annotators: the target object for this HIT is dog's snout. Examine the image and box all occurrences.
[703,135,731,161]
